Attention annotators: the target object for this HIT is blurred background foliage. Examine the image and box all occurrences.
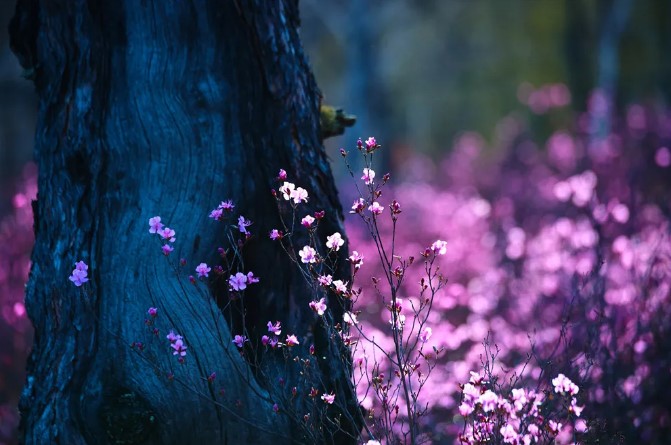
[300,0,670,157]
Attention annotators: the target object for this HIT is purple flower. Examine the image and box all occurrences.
[267,321,282,336]
[232,334,248,348]
[195,263,211,278]
[148,216,164,234]
[69,261,89,287]
[229,272,248,291]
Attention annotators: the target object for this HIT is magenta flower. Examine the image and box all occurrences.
[321,393,335,404]
[309,298,327,316]
[361,168,375,185]
[171,338,187,357]
[229,272,247,291]
[232,335,248,348]
[147,307,158,317]
[301,215,315,228]
[195,263,211,278]
[161,244,174,256]
[299,245,317,264]
[368,202,384,215]
[325,232,344,251]
[261,335,270,346]
[269,229,283,240]
[278,169,287,180]
[158,227,176,243]
[364,137,377,151]
[267,321,282,336]
[148,216,164,234]
[69,261,89,287]
[272,403,279,413]
[285,334,299,346]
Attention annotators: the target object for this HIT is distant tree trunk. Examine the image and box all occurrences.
[10,1,359,444]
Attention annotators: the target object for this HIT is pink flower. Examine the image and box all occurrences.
[232,335,248,348]
[218,200,235,211]
[229,272,248,291]
[299,246,317,264]
[478,389,499,412]
[321,393,335,404]
[261,335,270,346]
[195,263,211,278]
[209,208,223,220]
[69,261,89,286]
[350,198,365,214]
[148,216,164,234]
[267,321,282,336]
[291,187,309,204]
[279,181,295,201]
[158,227,176,243]
[318,274,333,286]
[237,215,252,234]
[552,373,579,396]
[430,240,448,255]
[368,202,384,215]
[348,251,364,269]
[161,244,174,256]
[147,307,158,317]
[278,169,288,180]
[364,137,377,151]
[301,215,315,228]
[309,298,327,316]
[285,334,300,346]
[343,312,358,325]
[365,441,381,445]
[333,280,348,294]
[166,330,183,343]
[326,232,344,251]
[419,327,432,343]
[362,168,375,185]
[269,229,283,240]
[570,397,584,417]
[171,338,187,357]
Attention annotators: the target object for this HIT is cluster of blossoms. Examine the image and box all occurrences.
[148,216,177,255]
[458,372,585,445]
[68,261,89,287]
[208,200,235,220]
[167,330,187,362]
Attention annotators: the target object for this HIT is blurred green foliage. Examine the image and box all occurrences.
[300,0,670,155]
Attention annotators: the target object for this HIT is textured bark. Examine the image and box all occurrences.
[10,1,359,444]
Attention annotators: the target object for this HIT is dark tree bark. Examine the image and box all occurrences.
[9,1,360,444]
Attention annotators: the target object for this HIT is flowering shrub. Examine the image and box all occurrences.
[3,89,671,445]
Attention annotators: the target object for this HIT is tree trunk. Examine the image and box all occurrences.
[9,1,359,444]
